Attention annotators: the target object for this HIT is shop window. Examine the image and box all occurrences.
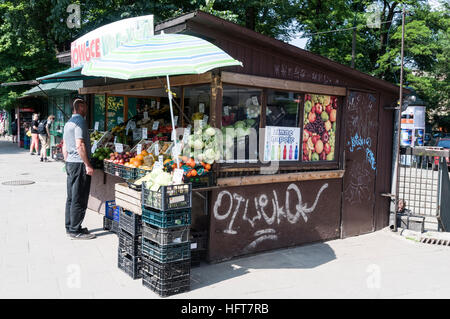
[107,95,125,129]
[184,85,210,125]
[221,85,262,163]
[302,94,338,162]
[263,90,302,162]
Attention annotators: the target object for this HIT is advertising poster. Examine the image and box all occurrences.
[264,126,301,161]
[302,94,338,161]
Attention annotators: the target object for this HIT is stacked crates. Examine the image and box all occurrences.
[117,208,143,279]
[141,182,192,297]
[103,200,120,234]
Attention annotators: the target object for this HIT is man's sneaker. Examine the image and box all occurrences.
[69,232,96,240]
[66,227,90,235]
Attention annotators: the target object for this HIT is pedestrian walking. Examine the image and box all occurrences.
[29,113,40,155]
[11,118,18,143]
[38,115,55,162]
[62,98,95,240]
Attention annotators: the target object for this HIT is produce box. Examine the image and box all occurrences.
[119,209,142,236]
[142,182,192,211]
[142,239,191,263]
[118,229,142,257]
[142,222,190,246]
[141,254,190,280]
[142,270,190,297]
[118,248,142,280]
[142,207,191,229]
[183,171,215,188]
[114,183,142,216]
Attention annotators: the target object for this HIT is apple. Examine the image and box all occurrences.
[315,103,323,114]
[315,140,324,154]
[326,104,332,114]
[324,142,331,154]
[330,109,337,122]
[308,112,316,123]
[311,135,320,145]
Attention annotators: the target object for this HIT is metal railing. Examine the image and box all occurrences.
[398,146,450,231]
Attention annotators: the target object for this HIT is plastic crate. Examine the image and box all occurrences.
[118,249,142,279]
[126,180,142,191]
[119,209,142,236]
[136,167,152,179]
[103,160,116,175]
[142,271,190,297]
[142,182,192,211]
[141,254,190,280]
[118,229,142,257]
[190,229,208,251]
[142,222,190,246]
[103,216,119,234]
[142,238,190,263]
[191,250,207,267]
[117,164,137,180]
[183,171,215,188]
[142,207,191,229]
[105,201,120,222]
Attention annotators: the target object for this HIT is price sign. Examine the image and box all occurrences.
[224,106,229,116]
[182,128,190,143]
[142,127,147,138]
[172,168,184,184]
[136,144,142,155]
[151,100,156,108]
[143,111,148,119]
[114,136,117,143]
[158,155,164,164]
[153,161,163,170]
[94,122,99,131]
[91,141,98,154]
[251,96,259,106]
[154,143,159,155]
[157,101,160,110]
[152,121,159,131]
[199,103,205,113]
[190,242,198,249]
[174,116,178,125]
[115,143,123,153]
[202,115,209,126]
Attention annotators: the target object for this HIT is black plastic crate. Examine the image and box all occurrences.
[142,238,190,263]
[141,254,190,280]
[136,167,152,179]
[103,160,116,176]
[183,171,215,188]
[117,164,137,180]
[119,209,142,236]
[118,249,142,280]
[103,216,119,234]
[191,249,207,267]
[142,207,191,229]
[118,229,142,257]
[190,229,208,251]
[142,182,192,211]
[142,271,190,297]
[142,222,190,246]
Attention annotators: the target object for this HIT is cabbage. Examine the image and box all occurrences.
[235,127,246,137]
[234,121,246,129]
[245,119,256,127]
[193,139,204,150]
[205,127,216,137]
[205,149,215,160]
[197,153,205,161]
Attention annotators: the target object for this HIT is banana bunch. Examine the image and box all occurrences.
[111,125,125,134]
[192,112,204,121]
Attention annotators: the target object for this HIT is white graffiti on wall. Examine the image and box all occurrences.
[213,183,329,251]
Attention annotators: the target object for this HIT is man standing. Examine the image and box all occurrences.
[62,98,96,239]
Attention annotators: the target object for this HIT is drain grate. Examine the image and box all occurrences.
[419,237,450,246]
[1,180,35,186]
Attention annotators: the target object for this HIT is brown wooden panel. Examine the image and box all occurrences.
[208,179,342,262]
[341,91,379,237]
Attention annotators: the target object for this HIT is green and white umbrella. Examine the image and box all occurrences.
[81,32,243,166]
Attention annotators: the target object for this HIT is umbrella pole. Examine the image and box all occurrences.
[166,75,180,168]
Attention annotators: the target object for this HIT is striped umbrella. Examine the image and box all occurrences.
[82,32,243,167]
[81,32,242,79]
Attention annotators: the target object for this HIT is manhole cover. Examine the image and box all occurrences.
[2,180,35,186]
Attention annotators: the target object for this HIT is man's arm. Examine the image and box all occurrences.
[62,139,68,161]
[76,138,93,175]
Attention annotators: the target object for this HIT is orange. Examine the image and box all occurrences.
[141,150,149,156]
[181,156,188,163]
[136,154,144,161]
[205,164,211,171]
[191,169,197,177]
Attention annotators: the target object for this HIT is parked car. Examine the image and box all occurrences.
[433,138,450,169]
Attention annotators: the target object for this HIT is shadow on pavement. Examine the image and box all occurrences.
[190,241,336,290]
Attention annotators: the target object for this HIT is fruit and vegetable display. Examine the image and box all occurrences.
[302,94,338,161]
[184,125,221,165]
[90,130,105,144]
[91,147,113,169]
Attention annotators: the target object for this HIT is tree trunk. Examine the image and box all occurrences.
[245,6,256,30]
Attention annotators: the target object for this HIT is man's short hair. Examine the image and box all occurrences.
[72,98,86,113]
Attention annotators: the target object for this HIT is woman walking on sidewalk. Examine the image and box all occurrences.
[30,113,40,155]
[38,115,55,162]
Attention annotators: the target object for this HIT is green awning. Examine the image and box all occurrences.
[23,80,83,97]
[36,66,96,83]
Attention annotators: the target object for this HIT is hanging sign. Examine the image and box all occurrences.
[71,15,154,68]
[264,126,300,161]
[142,127,147,138]
[94,122,99,131]
[172,168,184,184]
[136,144,142,155]
[152,121,159,131]
[91,141,98,154]
[115,143,123,153]
[199,103,205,113]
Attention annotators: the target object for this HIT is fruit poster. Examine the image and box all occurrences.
[302,94,338,161]
[264,126,301,161]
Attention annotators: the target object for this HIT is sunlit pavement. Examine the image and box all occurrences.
[1,137,450,299]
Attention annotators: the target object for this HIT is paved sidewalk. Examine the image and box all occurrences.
[1,137,450,299]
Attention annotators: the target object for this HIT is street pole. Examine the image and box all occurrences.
[393,5,406,232]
